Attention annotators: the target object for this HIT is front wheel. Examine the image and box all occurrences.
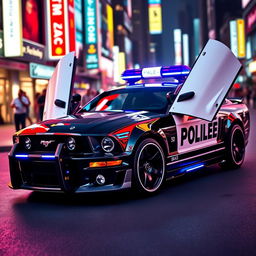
[220,124,245,169]
[133,138,165,194]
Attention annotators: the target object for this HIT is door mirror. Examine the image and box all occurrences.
[177,91,195,102]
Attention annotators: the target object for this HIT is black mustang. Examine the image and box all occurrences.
[8,40,250,194]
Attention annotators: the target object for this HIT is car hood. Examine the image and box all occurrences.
[16,111,164,136]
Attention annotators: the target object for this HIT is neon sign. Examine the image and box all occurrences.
[46,0,70,59]
[84,0,99,69]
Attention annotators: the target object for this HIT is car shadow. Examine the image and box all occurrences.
[12,164,229,208]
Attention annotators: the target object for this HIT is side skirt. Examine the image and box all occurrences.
[165,143,225,179]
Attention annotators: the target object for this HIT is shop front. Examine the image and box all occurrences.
[0,59,53,124]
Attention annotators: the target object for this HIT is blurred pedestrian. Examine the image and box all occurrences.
[34,92,40,122]
[37,89,47,121]
[23,91,33,125]
[70,93,81,114]
[81,88,94,106]
[253,85,256,109]
[11,89,30,131]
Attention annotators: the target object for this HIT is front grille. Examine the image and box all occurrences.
[20,161,59,187]
[19,135,92,153]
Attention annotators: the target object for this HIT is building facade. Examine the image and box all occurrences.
[0,0,134,124]
[243,0,256,79]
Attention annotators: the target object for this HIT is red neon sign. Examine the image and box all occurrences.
[68,0,76,52]
[246,5,256,33]
[47,0,69,59]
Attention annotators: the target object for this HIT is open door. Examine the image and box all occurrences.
[170,39,242,122]
[43,52,76,121]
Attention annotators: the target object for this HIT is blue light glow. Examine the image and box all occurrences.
[116,132,130,136]
[116,135,129,139]
[179,163,205,174]
[41,155,56,159]
[15,154,29,158]
[121,65,191,84]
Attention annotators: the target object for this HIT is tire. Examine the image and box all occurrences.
[220,124,245,169]
[132,138,166,194]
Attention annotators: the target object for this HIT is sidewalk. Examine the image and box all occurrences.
[0,124,15,152]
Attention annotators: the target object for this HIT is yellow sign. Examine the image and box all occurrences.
[249,60,256,74]
[107,4,114,49]
[149,5,162,34]
[236,19,246,58]
[118,52,126,83]
[3,0,23,57]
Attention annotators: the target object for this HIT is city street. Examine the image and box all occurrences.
[0,110,255,256]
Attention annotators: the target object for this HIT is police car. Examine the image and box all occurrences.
[8,40,250,194]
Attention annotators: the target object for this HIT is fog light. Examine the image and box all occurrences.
[96,175,105,185]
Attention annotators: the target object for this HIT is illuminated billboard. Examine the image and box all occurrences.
[0,31,3,57]
[182,34,189,66]
[174,29,182,65]
[100,2,114,59]
[230,20,238,57]
[68,0,76,52]
[245,4,256,33]
[2,0,23,57]
[237,19,246,59]
[84,0,99,69]
[29,62,54,79]
[242,0,251,8]
[22,0,41,43]
[148,0,162,35]
[229,19,246,59]
[46,0,70,59]
[75,0,83,64]
[249,60,256,73]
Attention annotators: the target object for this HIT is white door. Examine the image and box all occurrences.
[170,39,242,122]
[43,52,76,121]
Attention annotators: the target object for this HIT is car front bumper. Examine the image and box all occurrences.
[8,143,132,193]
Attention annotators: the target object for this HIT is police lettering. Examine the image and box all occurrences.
[181,121,218,146]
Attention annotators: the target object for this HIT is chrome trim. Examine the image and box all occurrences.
[35,133,82,136]
[167,142,225,158]
[167,147,225,165]
[75,169,132,193]
[20,185,62,191]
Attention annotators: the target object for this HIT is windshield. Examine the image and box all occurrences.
[80,86,176,114]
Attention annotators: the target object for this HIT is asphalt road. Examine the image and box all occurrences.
[0,112,256,256]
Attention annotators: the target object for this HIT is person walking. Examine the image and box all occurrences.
[34,92,40,122]
[23,91,33,125]
[11,89,30,131]
[37,89,47,121]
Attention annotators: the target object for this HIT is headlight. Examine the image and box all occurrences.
[67,137,76,151]
[101,137,115,153]
[24,137,31,150]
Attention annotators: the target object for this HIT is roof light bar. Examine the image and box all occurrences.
[121,65,191,83]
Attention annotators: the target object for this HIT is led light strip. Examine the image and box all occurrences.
[182,164,204,173]
[15,154,56,159]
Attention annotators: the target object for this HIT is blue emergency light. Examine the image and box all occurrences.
[121,65,191,84]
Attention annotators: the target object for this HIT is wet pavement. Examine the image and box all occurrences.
[0,111,256,256]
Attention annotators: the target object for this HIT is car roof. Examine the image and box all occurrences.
[108,83,179,92]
